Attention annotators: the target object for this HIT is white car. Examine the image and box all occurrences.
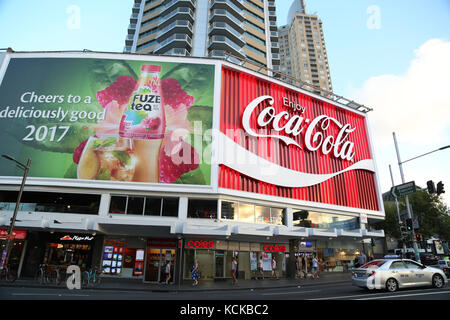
[352,259,448,292]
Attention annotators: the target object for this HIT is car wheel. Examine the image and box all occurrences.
[432,274,444,289]
[386,278,398,292]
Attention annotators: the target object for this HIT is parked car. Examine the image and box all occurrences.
[430,260,450,277]
[352,259,448,292]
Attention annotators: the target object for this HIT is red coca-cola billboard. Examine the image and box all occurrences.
[218,66,380,212]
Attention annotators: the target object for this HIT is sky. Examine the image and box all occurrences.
[0,0,449,206]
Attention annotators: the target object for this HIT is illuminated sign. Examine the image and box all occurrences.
[263,244,286,252]
[186,240,214,249]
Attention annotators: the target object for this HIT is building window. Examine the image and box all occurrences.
[0,191,100,215]
[188,199,217,219]
[109,195,178,217]
[221,201,237,220]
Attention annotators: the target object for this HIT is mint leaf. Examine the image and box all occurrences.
[112,150,131,166]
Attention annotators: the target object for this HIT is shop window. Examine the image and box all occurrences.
[239,203,255,223]
[109,195,178,217]
[293,210,359,230]
[188,200,217,219]
[144,197,162,216]
[255,206,270,224]
[127,197,144,215]
[221,201,237,220]
[0,191,100,215]
[109,196,127,214]
[161,198,178,217]
[270,208,284,225]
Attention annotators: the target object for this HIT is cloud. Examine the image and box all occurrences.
[352,39,450,147]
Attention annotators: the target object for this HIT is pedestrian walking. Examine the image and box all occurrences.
[164,260,172,284]
[298,255,304,279]
[271,256,279,280]
[257,255,264,280]
[231,256,238,285]
[191,259,199,286]
[312,255,319,279]
[358,252,367,267]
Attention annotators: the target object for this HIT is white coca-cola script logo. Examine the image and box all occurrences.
[242,96,356,161]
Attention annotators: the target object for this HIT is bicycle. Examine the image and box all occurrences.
[83,266,101,288]
[0,264,17,283]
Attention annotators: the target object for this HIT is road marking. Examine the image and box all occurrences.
[309,288,449,300]
[356,290,450,300]
[261,289,321,296]
[12,293,90,297]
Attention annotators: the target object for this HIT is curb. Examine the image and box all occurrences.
[0,277,350,293]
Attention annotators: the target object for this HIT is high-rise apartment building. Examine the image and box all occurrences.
[124,0,281,74]
[278,0,332,94]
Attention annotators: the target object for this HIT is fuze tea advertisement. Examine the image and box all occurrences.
[0,56,215,185]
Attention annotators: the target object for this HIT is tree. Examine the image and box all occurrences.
[379,189,450,241]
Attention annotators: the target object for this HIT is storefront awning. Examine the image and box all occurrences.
[362,229,385,238]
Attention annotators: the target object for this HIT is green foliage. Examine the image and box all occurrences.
[381,190,450,241]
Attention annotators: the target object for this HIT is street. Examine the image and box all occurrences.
[1,282,449,300]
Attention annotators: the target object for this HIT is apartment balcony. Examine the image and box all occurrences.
[270,42,279,53]
[208,49,242,64]
[127,23,137,34]
[208,35,245,58]
[132,3,141,13]
[125,34,135,46]
[156,20,193,41]
[209,9,245,33]
[209,0,244,20]
[154,33,192,54]
[159,7,195,28]
[268,1,275,9]
[123,46,132,53]
[268,10,277,21]
[272,53,280,65]
[161,48,191,56]
[208,21,245,46]
[270,31,278,41]
[130,13,139,23]
[160,0,196,16]
[269,20,277,31]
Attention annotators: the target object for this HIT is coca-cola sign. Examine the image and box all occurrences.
[219,67,381,212]
[242,95,356,161]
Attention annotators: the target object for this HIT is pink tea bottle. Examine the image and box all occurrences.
[119,65,165,182]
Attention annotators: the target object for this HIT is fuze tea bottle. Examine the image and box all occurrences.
[119,65,165,182]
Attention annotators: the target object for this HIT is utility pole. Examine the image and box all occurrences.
[389,164,407,257]
[392,133,421,263]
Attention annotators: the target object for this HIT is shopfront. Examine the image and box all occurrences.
[0,228,27,274]
[100,237,178,283]
[183,239,288,281]
[42,232,96,270]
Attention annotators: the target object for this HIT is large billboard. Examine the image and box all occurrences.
[0,55,215,186]
[219,66,381,212]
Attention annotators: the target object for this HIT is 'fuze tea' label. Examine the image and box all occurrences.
[119,65,165,139]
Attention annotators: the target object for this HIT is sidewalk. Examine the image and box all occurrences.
[0,272,351,292]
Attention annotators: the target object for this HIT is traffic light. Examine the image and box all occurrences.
[437,181,445,195]
[427,180,436,194]
[415,233,422,241]
[406,218,413,231]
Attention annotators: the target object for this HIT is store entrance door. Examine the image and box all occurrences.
[215,251,225,278]
[145,248,176,283]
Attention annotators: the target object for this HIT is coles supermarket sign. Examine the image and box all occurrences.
[219,67,381,212]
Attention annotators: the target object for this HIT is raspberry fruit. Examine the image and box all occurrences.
[159,138,199,183]
[161,78,194,110]
[73,139,88,164]
[96,75,137,108]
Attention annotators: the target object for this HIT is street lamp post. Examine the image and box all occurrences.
[392,132,450,264]
[0,155,31,270]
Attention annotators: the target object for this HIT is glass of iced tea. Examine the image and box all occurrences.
[77,135,136,181]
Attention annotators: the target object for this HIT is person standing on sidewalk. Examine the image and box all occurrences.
[164,260,172,284]
[298,255,304,280]
[257,255,264,280]
[231,256,238,285]
[312,255,319,279]
[271,256,279,280]
[191,259,199,286]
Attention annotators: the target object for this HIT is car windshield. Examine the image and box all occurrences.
[360,260,386,269]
